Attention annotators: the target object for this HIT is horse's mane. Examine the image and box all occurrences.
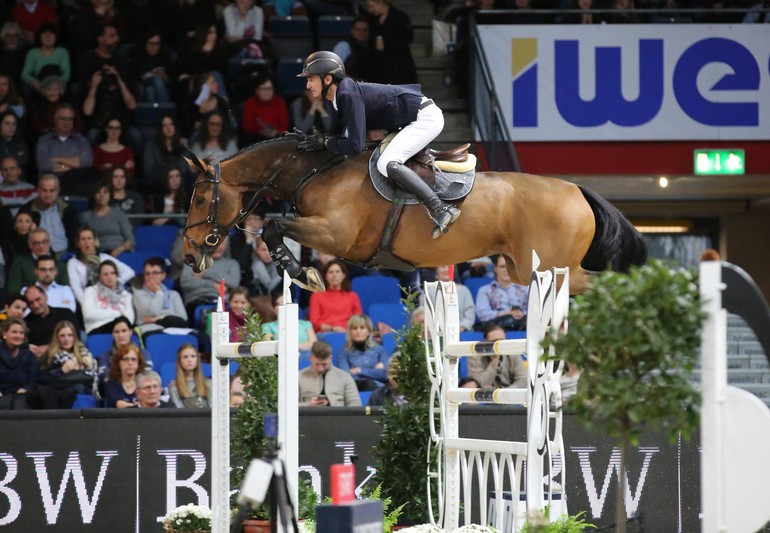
[220,132,302,163]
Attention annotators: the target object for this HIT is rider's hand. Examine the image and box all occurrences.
[297,134,326,152]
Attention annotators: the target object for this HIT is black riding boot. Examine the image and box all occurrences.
[386,161,461,238]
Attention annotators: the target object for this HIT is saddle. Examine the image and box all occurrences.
[404,143,472,189]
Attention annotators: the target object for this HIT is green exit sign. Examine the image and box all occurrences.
[694,149,745,175]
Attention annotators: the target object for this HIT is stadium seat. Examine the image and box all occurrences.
[318,332,346,367]
[277,57,307,98]
[133,225,179,258]
[351,275,401,315]
[145,334,199,375]
[134,102,177,127]
[463,277,490,304]
[317,15,354,50]
[71,394,98,409]
[194,304,217,330]
[369,302,409,332]
[86,333,141,357]
[359,390,372,406]
[160,362,177,387]
[268,16,314,59]
[460,331,485,342]
[117,251,155,275]
[381,333,397,355]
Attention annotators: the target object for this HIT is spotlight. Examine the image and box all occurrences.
[658,177,669,188]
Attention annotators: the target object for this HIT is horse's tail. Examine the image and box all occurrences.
[578,185,647,273]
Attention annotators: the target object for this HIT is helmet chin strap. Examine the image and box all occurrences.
[321,76,335,99]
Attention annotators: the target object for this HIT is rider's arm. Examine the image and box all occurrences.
[324,91,366,156]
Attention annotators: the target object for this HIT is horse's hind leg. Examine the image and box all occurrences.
[262,219,325,292]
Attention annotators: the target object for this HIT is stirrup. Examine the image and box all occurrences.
[429,205,461,239]
[292,267,326,292]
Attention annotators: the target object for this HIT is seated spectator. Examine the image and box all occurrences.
[290,87,331,135]
[190,110,238,162]
[133,256,188,338]
[143,115,192,192]
[230,373,245,408]
[104,343,144,408]
[79,181,136,257]
[240,75,288,145]
[134,370,174,408]
[128,31,175,104]
[308,259,362,333]
[24,284,80,358]
[606,0,645,23]
[0,22,28,85]
[222,0,266,57]
[24,255,76,313]
[71,8,126,61]
[263,293,318,354]
[230,209,268,296]
[458,376,481,389]
[107,165,144,226]
[0,110,30,169]
[0,155,36,212]
[0,73,25,118]
[421,265,476,332]
[475,255,528,331]
[93,118,136,179]
[11,0,58,45]
[332,16,375,82]
[367,356,405,406]
[467,324,527,389]
[250,239,282,296]
[337,314,390,389]
[23,175,80,255]
[151,167,188,227]
[299,340,361,406]
[0,294,28,323]
[20,23,70,96]
[228,286,249,342]
[8,228,68,294]
[67,226,135,305]
[82,259,135,334]
[28,76,86,138]
[168,0,218,50]
[0,317,37,410]
[180,236,241,324]
[36,320,97,409]
[0,209,37,271]
[168,343,210,408]
[185,72,232,138]
[555,0,605,23]
[82,64,140,150]
[35,103,95,196]
[96,315,152,385]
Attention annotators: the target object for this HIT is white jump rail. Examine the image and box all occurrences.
[210,272,299,533]
[425,255,570,532]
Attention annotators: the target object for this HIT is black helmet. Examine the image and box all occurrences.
[297,51,346,80]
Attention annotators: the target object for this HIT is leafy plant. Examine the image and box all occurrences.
[371,291,435,525]
[368,483,407,533]
[541,260,704,532]
[297,473,319,521]
[520,509,595,533]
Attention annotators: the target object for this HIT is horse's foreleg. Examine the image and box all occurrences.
[262,219,325,292]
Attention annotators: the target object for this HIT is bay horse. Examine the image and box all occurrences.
[182,134,647,294]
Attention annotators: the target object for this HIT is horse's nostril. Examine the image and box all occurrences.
[184,255,194,265]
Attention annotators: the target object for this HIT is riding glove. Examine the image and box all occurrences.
[297,134,327,152]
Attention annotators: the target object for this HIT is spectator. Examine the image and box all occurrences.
[24,254,76,313]
[467,324,527,389]
[168,343,210,408]
[11,0,58,45]
[20,23,70,96]
[421,265,476,332]
[180,236,241,324]
[71,1,126,54]
[36,320,97,408]
[262,293,318,353]
[82,259,134,334]
[458,376,481,388]
[79,181,135,257]
[222,0,265,56]
[190,110,238,162]
[96,315,151,385]
[337,314,390,388]
[8,228,68,294]
[299,340,361,406]
[475,255,528,331]
[169,0,217,50]
[556,0,606,23]
[250,239,282,296]
[501,0,551,23]
[28,76,86,138]
[128,31,175,104]
[92,119,136,178]
[133,256,188,337]
[0,22,27,84]
[176,23,228,120]
[134,370,174,408]
[143,115,192,192]
[23,174,80,255]
[332,16,375,81]
[229,373,245,408]
[308,259,362,333]
[0,294,28,323]
[151,167,189,227]
[0,317,37,410]
[366,0,418,85]
[35,103,95,196]
[230,209,267,295]
[606,0,646,22]
[0,73,25,118]
[108,165,143,225]
[367,356,405,406]
[104,343,144,407]
[82,65,140,150]
[241,75,288,145]
[67,226,135,305]
[0,209,37,267]
[0,155,36,212]
[289,87,331,134]
[24,284,80,358]
[0,110,30,168]
[184,71,231,138]
[73,22,126,94]
[228,286,249,342]
[743,0,770,22]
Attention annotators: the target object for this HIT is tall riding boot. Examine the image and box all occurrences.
[386,161,461,238]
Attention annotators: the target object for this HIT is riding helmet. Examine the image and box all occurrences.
[297,51,346,80]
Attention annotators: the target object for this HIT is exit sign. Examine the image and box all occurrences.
[694,149,745,175]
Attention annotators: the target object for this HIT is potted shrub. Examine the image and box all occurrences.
[542,260,704,533]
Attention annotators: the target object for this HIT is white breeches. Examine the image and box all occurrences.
[376,97,445,176]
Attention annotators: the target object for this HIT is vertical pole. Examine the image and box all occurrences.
[443,282,461,530]
[278,272,299,527]
[211,298,231,533]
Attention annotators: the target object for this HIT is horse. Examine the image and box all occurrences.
[182,134,647,294]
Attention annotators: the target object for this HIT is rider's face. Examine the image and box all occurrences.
[305,75,331,100]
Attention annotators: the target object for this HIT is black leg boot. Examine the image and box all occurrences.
[386,161,461,238]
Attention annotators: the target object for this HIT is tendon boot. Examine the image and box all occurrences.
[386,161,461,238]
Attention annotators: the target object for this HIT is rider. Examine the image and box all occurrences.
[296,50,461,239]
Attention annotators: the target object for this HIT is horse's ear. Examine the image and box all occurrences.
[183,150,207,174]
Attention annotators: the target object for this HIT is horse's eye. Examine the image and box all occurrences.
[195,196,206,206]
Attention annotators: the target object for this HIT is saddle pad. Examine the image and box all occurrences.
[369,144,476,205]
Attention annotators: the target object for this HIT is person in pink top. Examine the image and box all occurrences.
[228,286,249,342]
[308,259,362,333]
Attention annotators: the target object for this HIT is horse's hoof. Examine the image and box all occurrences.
[292,267,326,292]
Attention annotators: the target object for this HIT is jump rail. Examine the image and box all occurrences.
[424,255,570,532]
[210,272,299,533]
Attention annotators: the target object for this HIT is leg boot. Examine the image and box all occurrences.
[386,161,461,238]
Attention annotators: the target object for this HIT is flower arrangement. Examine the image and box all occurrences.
[162,504,212,533]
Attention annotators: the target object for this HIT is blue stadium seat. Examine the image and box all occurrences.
[71,394,98,409]
[458,357,468,379]
[117,251,155,275]
[133,225,179,258]
[160,362,177,387]
[134,102,177,127]
[277,57,307,98]
[86,333,142,358]
[369,302,409,332]
[317,332,346,367]
[317,15,354,49]
[460,331,485,342]
[269,16,314,59]
[463,277,491,304]
[359,390,372,406]
[194,304,217,330]
[381,333,397,355]
[351,275,401,315]
[145,334,199,376]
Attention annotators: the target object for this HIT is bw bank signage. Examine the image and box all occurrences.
[0,409,699,532]
[477,25,770,141]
